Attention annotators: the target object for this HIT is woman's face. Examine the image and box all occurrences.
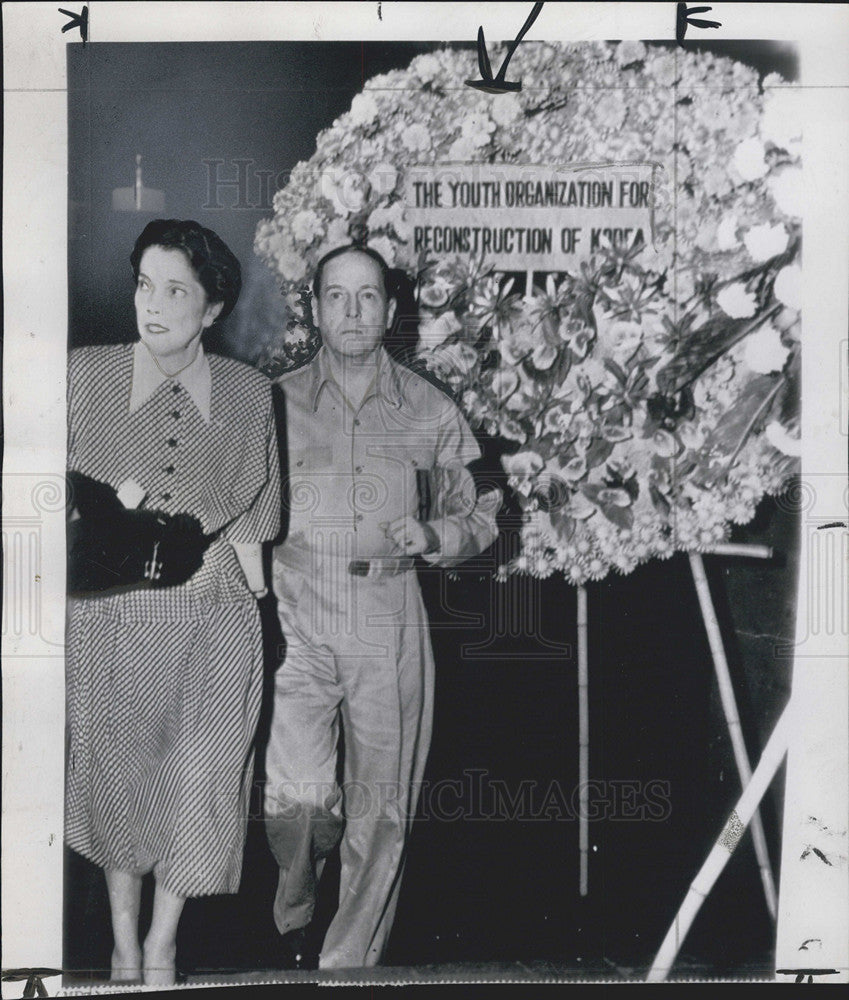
[135,245,222,365]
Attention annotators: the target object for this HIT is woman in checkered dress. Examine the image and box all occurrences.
[65,220,280,985]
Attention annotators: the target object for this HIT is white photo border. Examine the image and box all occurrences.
[2,1,847,991]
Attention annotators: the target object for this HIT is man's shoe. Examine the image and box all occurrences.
[279,925,319,971]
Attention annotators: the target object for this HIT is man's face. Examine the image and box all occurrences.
[315,251,396,362]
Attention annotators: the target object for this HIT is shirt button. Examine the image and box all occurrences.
[167,438,178,447]
[353,418,361,427]
[296,460,304,467]
[172,384,181,394]
[161,492,172,501]
[171,410,181,419]
[355,465,363,474]
[355,514,363,522]
[164,465,175,475]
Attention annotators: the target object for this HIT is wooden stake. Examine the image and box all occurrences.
[647,703,791,982]
[689,552,778,920]
[708,543,773,560]
[577,584,589,896]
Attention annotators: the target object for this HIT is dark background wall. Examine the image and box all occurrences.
[65,39,800,981]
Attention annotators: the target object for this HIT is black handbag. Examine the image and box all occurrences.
[67,471,217,596]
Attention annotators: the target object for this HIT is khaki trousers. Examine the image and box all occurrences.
[265,555,434,968]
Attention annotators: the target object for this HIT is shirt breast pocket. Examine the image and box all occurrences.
[365,445,435,518]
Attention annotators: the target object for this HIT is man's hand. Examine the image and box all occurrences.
[381,516,439,556]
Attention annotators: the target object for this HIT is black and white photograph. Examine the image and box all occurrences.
[2,2,848,993]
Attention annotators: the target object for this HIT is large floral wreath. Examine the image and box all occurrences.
[255,42,802,584]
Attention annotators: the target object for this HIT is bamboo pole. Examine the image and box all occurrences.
[577,584,589,896]
[708,543,773,560]
[647,702,791,982]
[525,269,534,300]
[688,552,778,920]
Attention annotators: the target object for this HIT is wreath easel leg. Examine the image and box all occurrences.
[688,552,778,920]
[646,703,791,982]
[577,584,589,896]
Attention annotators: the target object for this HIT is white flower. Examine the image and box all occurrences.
[291,209,324,245]
[461,112,496,147]
[743,323,789,373]
[418,311,462,350]
[400,123,432,152]
[414,53,441,84]
[349,92,379,126]
[321,216,351,253]
[595,92,627,131]
[448,135,479,161]
[605,320,643,357]
[773,264,802,310]
[368,202,409,240]
[743,223,788,262]
[650,54,679,87]
[531,342,558,370]
[116,479,146,509]
[490,93,522,127]
[615,41,646,66]
[432,342,478,378]
[276,251,307,283]
[367,234,396,265]
[765,419,801,457]
[418,276,453,309]
[502,450,544,478]
[768,165,802,218]
[716,282,757,318]
[761,88,803,149]
[695,220,718,252]
[368,161,398,198]
[320,167,368,216]
[733,137,768,181]
[716,215,739,251]
[491,369,520,403]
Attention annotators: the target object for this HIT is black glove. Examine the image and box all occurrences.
[67,471,215,595]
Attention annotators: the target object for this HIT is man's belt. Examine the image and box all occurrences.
[274,545,415,580]
[348,557,415,578]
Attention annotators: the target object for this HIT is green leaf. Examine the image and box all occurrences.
[704,374,780,453]
[583,437,615,469]
[649,483,671,516]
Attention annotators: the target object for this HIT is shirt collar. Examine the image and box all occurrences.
[310,345,404,412]
[129,340,212,422]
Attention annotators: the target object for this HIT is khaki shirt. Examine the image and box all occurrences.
[274,347,499,567]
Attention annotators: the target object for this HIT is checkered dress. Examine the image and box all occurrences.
[65,344,280,897]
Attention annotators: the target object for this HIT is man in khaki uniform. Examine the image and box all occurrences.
[265,244,499,969]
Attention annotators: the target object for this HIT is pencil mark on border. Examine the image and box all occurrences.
[58,5,88,43]
[676,3,721,43]
[466,2,544,95]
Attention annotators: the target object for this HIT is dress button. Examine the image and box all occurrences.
[355,514,363,522]
[353,418,361,427]
[172,384,181,394]
[171,410,181,419]
[161,492,171,501]
[164,465,175,474]
[355,465,363,474]
[167,438,178,447]
[296,460,304,467]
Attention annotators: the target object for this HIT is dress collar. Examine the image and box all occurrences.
[129,340,212,422]
[310,345,404,413]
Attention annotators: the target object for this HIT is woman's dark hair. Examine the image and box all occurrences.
[312,243,395,299]
[130,219,242,320]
